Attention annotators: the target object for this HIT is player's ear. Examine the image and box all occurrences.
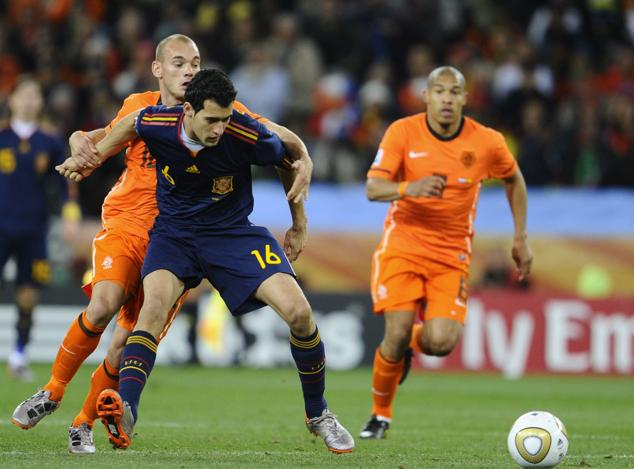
[422,89,429,105]
[151,60,162,79]
[183,101,194,117]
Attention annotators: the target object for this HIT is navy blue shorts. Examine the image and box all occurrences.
[142,223,295,316]
[0,228,49,287]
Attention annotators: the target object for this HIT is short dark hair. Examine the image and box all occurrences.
[185,68,237,112]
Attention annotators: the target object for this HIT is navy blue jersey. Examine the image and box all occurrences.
[0,126,67,234]
[135,105,285,228]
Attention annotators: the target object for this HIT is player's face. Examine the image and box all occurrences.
[424,73,466,126]
[9,81,43,121]
[154,40,201,104]
[187,99,233,147]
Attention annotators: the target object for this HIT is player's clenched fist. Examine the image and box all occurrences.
[405,175,446,198]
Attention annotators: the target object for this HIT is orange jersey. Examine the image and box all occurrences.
[367,113,517,269]
[101,92,264,239]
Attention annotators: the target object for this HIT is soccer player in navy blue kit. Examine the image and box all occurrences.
[0,76,80,380]
[57,69,354,453]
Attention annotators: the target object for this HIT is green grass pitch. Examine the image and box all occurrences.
[1,364,632,468]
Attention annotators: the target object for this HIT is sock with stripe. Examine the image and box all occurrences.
[410,323,424,354]
[371,347,404,419]
[72,358,119,427]
[44,311,105,402]
[289,327,327,419]
[118,330,158,421]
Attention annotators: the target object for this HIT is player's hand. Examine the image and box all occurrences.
[284,224,307,261]
[406,175,446,198]
[56,158,93,181]
[286,158,312,204]
[69,131,101,169]
[511,238,533,281]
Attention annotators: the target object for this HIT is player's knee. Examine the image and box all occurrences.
[283,298,313,336]
[86,296,120,327]
[16,286,38,310]
[421,331,459,356]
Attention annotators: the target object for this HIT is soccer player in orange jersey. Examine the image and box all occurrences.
[360,66,533,439]
[12,34,312,454]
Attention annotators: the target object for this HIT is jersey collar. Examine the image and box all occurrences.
[425,114,464,142]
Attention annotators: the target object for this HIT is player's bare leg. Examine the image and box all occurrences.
[419,317,463,356]
[256,273,355,453]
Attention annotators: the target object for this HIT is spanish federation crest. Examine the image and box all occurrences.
[460,150,476,168]
[35,152,50,174]
[212,176,234,195]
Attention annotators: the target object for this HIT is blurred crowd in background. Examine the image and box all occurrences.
[0,0,633,217]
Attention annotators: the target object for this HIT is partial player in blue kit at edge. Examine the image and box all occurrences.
[0,76,79,380]
[56,68,354,454]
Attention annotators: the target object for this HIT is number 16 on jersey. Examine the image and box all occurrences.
[251,244,282,269]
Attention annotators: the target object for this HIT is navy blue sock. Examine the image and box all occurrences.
[16,306,33,353]
[118,330,157,421]
[289,327,327,419]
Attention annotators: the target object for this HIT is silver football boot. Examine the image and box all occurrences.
[306,409,355,453]
[68,423,96,454]
[11,389,60,429]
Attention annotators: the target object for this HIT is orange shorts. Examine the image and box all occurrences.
[371,252,468,323]
[83,228,148,299]
[82,228,189,340]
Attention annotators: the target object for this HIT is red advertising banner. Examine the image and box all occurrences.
[415,292,634,376]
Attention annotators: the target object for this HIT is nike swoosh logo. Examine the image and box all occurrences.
[409,151,428,158]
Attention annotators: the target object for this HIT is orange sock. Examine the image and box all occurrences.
[72,358,119,427]
[371,348,404,419]
[44,311,105,402]
[410,323,424,354]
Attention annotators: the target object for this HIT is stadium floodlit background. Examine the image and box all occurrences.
[0,1,632,467]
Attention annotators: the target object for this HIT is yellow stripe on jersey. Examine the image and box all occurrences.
[142,116,179,122]
[226,124,258,141]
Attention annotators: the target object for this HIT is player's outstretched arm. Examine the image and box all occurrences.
[57,110,140,182]
[94,110,140,160]
[504,169,533,280]
[276,166,308,261]
[266,121,312,203]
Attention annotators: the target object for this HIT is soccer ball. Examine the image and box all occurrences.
[507,411,569,467]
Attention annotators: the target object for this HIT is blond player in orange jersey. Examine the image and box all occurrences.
[360,66,533,439]
[12,34,312,453]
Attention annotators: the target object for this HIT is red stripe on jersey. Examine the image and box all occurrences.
[140,121,177,127]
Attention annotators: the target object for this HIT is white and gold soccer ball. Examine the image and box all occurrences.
[507,411,569,468]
